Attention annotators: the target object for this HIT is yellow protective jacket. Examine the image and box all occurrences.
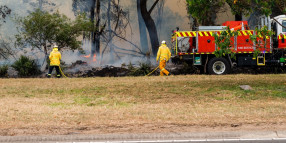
[156,44,171,62]
[49,48,61,66]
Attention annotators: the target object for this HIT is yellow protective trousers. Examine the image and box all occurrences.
[159,60,169,76]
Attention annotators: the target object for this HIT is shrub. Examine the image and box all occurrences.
[128,62,151,76]
[0,65,8,77]
[179,62,200,74]
[12,55,40,77]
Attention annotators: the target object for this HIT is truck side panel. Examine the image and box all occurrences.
[236,31,254,52]
[197,31,215,53]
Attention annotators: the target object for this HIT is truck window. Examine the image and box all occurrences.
[283,20,286,32]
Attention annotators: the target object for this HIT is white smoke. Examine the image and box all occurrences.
[0,0,186,70]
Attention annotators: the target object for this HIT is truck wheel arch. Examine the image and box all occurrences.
[207,57,231,75]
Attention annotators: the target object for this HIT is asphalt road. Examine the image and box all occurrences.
[4,138,286,143]
[1,131,286,143]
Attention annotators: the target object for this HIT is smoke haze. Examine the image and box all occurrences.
[0,0,234,68]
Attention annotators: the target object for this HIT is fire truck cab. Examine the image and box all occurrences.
[171,15,286,75]
[271,15,286,49]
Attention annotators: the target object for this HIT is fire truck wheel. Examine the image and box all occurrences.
[207,57,230,75]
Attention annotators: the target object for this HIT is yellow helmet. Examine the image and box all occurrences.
[53,45,58,51]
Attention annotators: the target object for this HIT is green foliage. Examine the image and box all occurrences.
[186,0,225,25]
[15,9,92,55]
[12,55,40,77]
[128,62,151,76]
[226,0,274,17]
[213,27,238,59]
[127,62,135,71]
[225,0,253,17]
[228,0,286,16]
[187,0,286,26]
[256,0,272,15]
[214,26,273,59]
[0,65,8,77]
[250,26,274,58]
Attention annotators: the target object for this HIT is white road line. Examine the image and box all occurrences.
[58,138,286,143]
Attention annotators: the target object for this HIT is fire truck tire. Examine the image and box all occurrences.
[207,57,230,75]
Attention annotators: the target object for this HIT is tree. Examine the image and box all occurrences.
[140,0,160,56]
[186,0,285,26]
[225,0,252,21]
[186,0,225,26]
[137,0,149,54]
[0,5,11,24]
[267,0,286,16]
[226,0,286,20]
[213,27,238,59]
[15,9,92,63]
[0,5,12,60]
[107,0,114,62]
[0,37,13,60]
[72,0,105,59]
[275,0,286,14]
[250,26,274,58]
[73,0,136,63]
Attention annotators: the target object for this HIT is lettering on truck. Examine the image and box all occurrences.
[237,47,253,50]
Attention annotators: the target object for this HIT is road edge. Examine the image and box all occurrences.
[1,130,286,142]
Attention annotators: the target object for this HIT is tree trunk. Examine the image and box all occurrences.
[41,45,48,72]
[90,0,101,59]
[154,1,165,39]
[94,0,101,56]
[201,12,216,26]
[137,0,149,54]
[192,18,199,31]
[90,0,96,58]
[108,0,114,63]
[140,0,159,56]
[38,0,43,10]
[235,13,242,21]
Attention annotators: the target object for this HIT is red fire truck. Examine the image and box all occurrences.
[171,15,286,74]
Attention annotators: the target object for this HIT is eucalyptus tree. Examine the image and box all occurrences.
[72,0,136,63]
[139,0,161,56]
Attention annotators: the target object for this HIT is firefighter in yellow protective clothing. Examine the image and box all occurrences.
[156,41,171,76]
[47,45,61,78]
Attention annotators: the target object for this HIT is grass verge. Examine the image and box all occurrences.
[0,74,285,135]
